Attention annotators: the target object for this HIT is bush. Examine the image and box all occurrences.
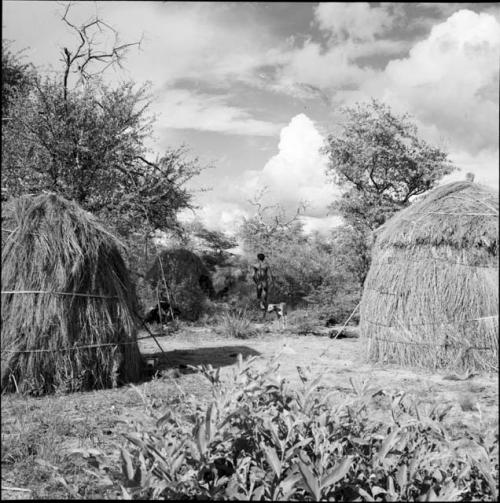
[218,306,258,339]
[118,355,498,500]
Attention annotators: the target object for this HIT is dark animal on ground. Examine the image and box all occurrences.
[325,317,338,327]
[144,301,181,324]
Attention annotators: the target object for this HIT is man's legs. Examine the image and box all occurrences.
[261,283,269,317]
[256,283,263,304]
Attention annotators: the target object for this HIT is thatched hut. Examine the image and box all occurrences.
[145,248,214,321]
[1,193,142,394]
[360,181,498,372]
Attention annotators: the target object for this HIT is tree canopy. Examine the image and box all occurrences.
[325,99,455,232]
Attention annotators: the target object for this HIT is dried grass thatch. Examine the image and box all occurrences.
[145,248,214,321]
[1,193,142,394]
[360,181,499,372]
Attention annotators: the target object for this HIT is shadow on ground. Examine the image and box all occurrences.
[141,345,261,378]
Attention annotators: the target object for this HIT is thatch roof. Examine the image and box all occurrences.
[360,181,499,372]
[145,248,214,321]
[1,193,142,394]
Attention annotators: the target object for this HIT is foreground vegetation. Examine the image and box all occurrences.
[2,335,498,500]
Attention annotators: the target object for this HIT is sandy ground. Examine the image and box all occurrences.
[138,325,499,432]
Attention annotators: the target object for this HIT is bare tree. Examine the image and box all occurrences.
[58,2,143,104]
[246,187,308,241]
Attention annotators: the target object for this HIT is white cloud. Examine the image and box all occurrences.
[276,42,375,91]
[300,215,343,235]
[95,2,288,89]
[373,10,500,154]
[184,114,342,234]
[271,3,405,98]
[314,3,394,42]
[242,114,341,217]
[155,89,283,136]
[178,202,248,236]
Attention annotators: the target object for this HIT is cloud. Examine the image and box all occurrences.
[275,42,376,91]
[300,215,344,235]
[322,9,499,188]
[95,2,288,89]
[183,114,342,233]
[242,114,340,217]
[178,202,248,235]
[155,89,284,136]
[369,9,500,154]
[314,3,394,42]
[270,4,406,97]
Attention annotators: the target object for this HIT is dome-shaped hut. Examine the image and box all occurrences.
[145,248,214,321]
[360,181,498,371]
[1,193,142,394]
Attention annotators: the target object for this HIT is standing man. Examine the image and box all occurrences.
[252,252,273,311]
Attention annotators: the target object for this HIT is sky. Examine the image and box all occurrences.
[3,1,499,235]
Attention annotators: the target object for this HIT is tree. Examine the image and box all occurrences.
[325,99,455,232]
[2,6,205,238]
[239,189,307,255]
[238,194,333,304]
[194,228,237,256]
[1,40,36,117]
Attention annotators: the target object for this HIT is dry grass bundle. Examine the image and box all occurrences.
[145,248,214,321]
[1,193,142,394]
[360,181,498,372]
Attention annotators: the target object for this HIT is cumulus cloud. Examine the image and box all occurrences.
[242,113,340,217]
[182,114,342,234]
[377,9,500,154]
[155,89,283,136]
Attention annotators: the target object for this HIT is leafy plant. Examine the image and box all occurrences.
[119,355,498,500]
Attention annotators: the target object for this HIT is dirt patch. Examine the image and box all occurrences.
[139,326,498,431]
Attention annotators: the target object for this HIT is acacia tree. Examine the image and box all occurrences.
[324,99,455,287]
[2,6,205,245]
[325,99,455,232]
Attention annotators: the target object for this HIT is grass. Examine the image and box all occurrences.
[217,306,259,339]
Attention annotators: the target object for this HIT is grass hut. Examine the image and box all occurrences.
[1,193,142,394]
[145,248,214,321]
[360,181,498,372]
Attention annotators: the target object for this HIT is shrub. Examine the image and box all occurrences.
[118,355,498,500]
[218,307,257,339]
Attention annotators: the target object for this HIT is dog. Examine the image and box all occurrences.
[266,302,287,329]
